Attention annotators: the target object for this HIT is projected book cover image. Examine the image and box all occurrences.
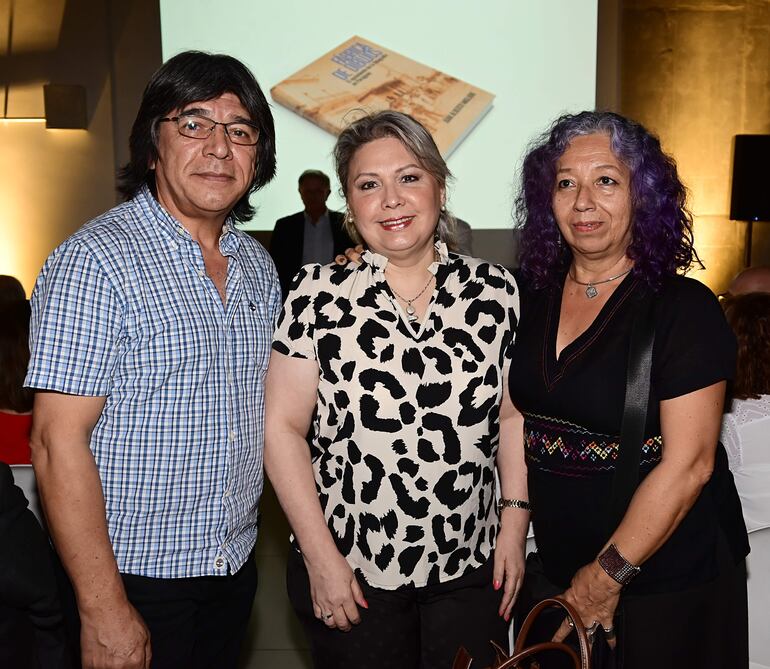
[270,36,494,157]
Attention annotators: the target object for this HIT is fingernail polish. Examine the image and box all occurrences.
[504,613,510,622]
[493,580,501,590]
[362,599,369,609]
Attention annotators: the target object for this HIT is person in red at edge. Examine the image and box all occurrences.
[0,277,32,465]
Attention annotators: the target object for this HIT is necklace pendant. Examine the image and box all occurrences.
[585,284,598,299]
[406,303,417,322]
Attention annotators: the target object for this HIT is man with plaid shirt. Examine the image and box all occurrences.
[25,52,280,669]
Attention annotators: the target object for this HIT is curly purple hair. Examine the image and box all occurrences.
[515,111,699,289]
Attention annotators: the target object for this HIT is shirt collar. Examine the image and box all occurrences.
[303,209,330,226]
[362,240,449,275]
[136,184,239,253]
[219,219,240,255]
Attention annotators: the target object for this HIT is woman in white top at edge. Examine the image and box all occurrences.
[264,110,528,669]
[720,292,770,534]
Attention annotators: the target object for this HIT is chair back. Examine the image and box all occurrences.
[9,464,43,524]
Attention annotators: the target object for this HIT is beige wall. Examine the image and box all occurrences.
[0,0,161,296]
[0,93,117,295]
[5,1,766,295]
[619,0,770,293]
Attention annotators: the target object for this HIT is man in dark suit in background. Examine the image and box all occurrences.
[270,169,354,299]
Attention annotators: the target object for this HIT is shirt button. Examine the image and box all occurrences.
[177,226,185,235]
[223,488,231,498]
[214,555,226,570]
[198,269,205,278]
[229,431,236,442]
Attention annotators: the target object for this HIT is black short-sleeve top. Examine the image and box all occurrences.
[272,242,519,589]
[508,272,748,594]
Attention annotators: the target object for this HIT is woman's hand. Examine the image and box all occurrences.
[552,561,622,649]
[265,352,366,632]
[334,244,365,265]
[493,522,526,622]
[304,549,368,632]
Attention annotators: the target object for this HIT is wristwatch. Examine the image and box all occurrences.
[496,498,532,513]
[597,543,640,586]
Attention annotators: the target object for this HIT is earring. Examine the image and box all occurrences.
[345,210,355,225]
[440,203,446,213]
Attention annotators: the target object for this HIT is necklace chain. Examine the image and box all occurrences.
[569,267,632,299]
[386,249,439,323]
[390,274,435,322]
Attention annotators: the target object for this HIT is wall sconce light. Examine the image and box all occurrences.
[43,84,87,129]
[2,0,85,127]
[0,84,87,128]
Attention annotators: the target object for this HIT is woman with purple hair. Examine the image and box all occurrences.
[508,111,749,667]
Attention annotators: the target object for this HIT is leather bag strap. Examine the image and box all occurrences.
[450,597,590,669]
[508,597,591,669]
[607,294,656,535]
[451,646,472,669]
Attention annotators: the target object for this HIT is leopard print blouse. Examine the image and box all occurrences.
[273,242,519,588]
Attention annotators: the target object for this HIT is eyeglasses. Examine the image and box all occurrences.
[159,114,260,146]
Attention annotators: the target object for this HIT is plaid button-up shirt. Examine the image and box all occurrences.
[26,185,281,578]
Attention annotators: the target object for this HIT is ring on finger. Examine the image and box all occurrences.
[323,612,333,620]
[585,621,600,636]
[603,625,616,640]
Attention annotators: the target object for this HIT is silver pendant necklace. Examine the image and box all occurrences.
[390,275,435,323]
[569,267,632,299]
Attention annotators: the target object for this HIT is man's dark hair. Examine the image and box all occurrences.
[298,169,331,189]
[117,50,276,222]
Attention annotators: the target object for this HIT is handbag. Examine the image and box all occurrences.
[452,597,590,669]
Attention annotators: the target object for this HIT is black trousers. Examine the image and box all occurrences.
[287,548,509,669]
[55,552,257,669]
[513,534,748,669]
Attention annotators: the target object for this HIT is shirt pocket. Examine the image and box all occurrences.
[235,289,273,380]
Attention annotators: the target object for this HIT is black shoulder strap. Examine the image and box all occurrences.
[607,294,656,535]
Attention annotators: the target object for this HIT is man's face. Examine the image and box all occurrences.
[152,92,257,227]
[299,176,331,212]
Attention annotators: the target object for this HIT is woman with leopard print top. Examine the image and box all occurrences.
[264,111,528,669]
